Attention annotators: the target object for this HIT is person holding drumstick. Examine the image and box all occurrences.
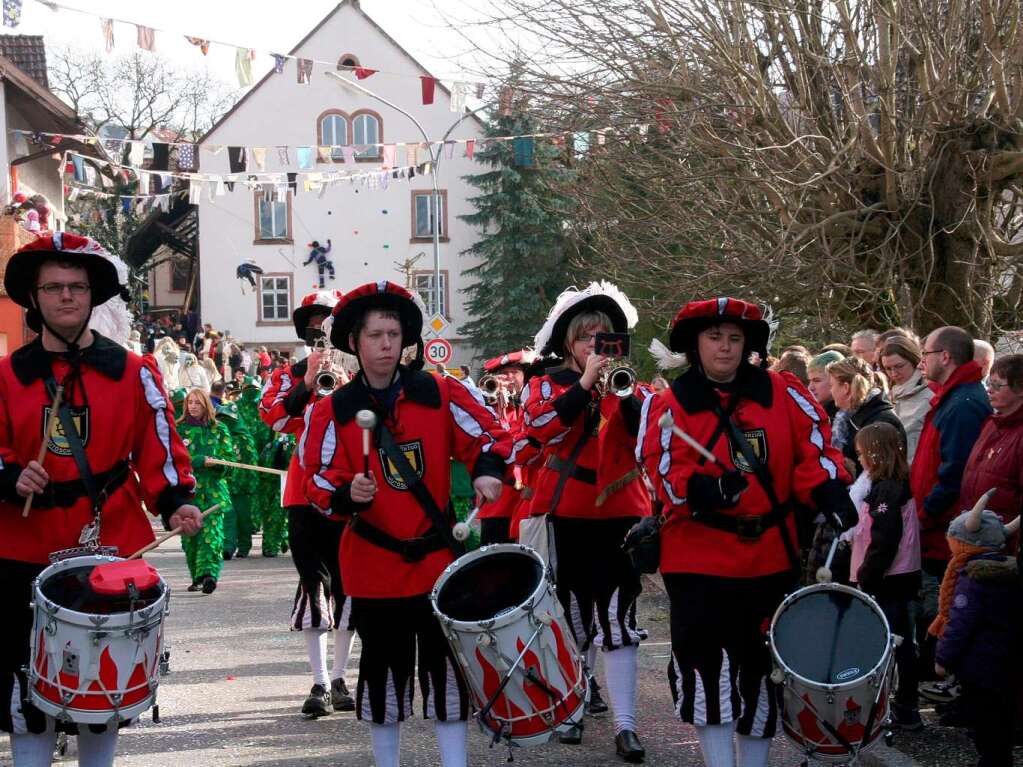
[523,281,651,762]
[0,233,201,766]
[635,297,856,767]
[300,281,512,767]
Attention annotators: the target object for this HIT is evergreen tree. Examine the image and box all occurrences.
[459,108,575,358]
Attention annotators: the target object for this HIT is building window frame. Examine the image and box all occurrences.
[412,269,450,320]
[317,109,350,162]
[351,109,383,161]
[410,189,449,243]
[168,260,189,293]
[256,272,294,326]
[336,53,361,70]
[253,190,293,244]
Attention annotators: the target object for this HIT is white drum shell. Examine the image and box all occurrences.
[770,583,895,762]
[431,544,587,747]
[27,555,169,725]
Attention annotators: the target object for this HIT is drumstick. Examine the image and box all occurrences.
[355,409,377,477]
[126,504,221,560]
[204,457,287,476]
[453,505,481,542]
[816,535,841,583]
[23,384,65,518]
[658,412,719,464]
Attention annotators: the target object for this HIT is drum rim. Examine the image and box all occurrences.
[33,554,169,624]
[430,543,548,628]
[769,582,892,691]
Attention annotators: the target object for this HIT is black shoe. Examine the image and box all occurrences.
[559,724,583,744]
[331,678,355,711]
[588,682,609,715]
[223,550,234,561]
[201,575,217,594]
[262,551,278,558]
[236,551,249,558]
[186,580,201,592]
[302,684,331,717]
[280,542,289,554]
[891,705,924,732]
[615,730,645,763]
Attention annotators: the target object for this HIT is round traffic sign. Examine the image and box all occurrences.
[424,337,453,366]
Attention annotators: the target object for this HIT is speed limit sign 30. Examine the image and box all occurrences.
[424,337,453,366]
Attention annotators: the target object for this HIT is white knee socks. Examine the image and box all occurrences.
[736,734,772,767]
[77,726,119,767]
[304,629,329,688]
[10,729,58,767]
[330,628,355,681]
[585,643,598,676]
[369,722,400,767]
[434,719,468,767]
[603,644,638,734]
[695,723,736,767]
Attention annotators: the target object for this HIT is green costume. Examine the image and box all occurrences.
[216,401,259,558]
[178,418,234,583]
[237,378,289,555]
[450,460,480,550]
[259,432,294,556]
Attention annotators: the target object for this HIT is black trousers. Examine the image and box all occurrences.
[287,506,349,630]
[961,683,1016,767]
[479,517,511,545]
[876,594,918,709]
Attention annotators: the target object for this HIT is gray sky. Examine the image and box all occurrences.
[8,0,497,90]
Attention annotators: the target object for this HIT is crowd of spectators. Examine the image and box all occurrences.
[770,325,1022,765]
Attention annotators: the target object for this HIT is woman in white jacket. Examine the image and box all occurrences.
[880,335,931,462]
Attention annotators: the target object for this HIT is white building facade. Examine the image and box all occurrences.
[197,1,486,364]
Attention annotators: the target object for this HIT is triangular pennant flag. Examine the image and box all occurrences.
[251,147,267,170]
[465,139,475,160]
[420,76,436,105]
[355,67,377,80]
[136,25,155,51]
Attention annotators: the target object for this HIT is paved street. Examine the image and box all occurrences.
[2,532,826,766]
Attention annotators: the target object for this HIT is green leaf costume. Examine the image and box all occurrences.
[178,418,234,582]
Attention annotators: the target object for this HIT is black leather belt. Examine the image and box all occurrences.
[38,460,131,510]
[545,455,597,485]
[349,516,448,563]
[690,502,790,543]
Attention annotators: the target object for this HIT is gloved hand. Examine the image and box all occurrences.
[622,515,662,574]
[688,470,749,511]
[812,478,858,532]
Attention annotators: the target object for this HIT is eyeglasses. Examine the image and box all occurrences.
[36,282,90,296]
[921,349,945,357]
[986,381,1010,392]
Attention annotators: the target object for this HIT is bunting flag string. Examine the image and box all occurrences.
[17,121,654,168]
[24,0,492,98]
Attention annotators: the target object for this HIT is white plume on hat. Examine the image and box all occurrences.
[87,249,133,348]
[533,281,638,354]
[649,338,688,370]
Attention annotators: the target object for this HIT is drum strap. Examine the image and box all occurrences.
[44,375,103,515]
[376,422,464,557]
[715,406,801,574]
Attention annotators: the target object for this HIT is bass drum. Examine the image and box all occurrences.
[770,583,895,762]
[431,544,587,746]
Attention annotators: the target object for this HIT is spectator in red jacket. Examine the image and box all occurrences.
[960,353,1023,549]
[910,327,991,682]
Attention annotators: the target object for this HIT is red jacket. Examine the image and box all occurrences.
[478,404,527,520]
[637,366,850,578]
[910,361,992,561]
[960,406,1023,546]
[523,366,650,520]
[260,357,322,507]
[0,336,196,564]
[301,368,512,598]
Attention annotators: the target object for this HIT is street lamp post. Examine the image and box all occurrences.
[327,71,491,326]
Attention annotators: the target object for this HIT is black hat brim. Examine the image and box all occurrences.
[541,295,629,356]
[4,249,121,309]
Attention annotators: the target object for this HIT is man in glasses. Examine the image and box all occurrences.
[911,326,992,703]
[0,233,201,766]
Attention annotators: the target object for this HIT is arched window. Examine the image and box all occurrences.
[337,53,360,70]
[352,110,381,159]
[318,111,348,161]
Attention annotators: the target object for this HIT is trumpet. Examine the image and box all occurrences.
[311,337,347,396]
[600,361,637,398]
[478,374,502,402]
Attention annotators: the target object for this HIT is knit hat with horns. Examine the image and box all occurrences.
[947,489,1021,550]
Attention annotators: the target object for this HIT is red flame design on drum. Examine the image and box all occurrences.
[472,620,584,739]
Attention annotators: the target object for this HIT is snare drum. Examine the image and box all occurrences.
[770,583,895,762]
[27,555,169,724]
[430,544,587,746]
